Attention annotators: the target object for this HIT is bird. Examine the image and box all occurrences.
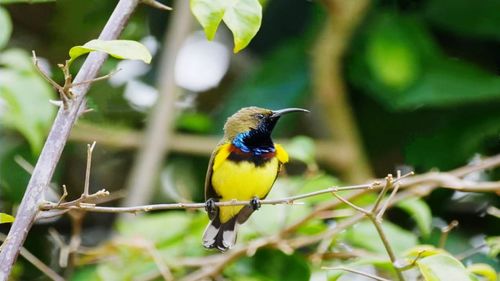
[202,106,309,251]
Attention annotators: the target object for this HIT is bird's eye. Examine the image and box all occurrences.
[255,114,265,120]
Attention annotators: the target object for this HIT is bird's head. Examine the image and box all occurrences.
[223,106,309,140]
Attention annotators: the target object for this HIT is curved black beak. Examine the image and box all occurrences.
[270,108,309,118]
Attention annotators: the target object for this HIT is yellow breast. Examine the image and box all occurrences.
[211,157,279,223]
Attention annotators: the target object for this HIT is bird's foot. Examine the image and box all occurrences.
[250,197,261,211]
[205,198,217,219]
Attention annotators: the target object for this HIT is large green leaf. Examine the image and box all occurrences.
[345,220,418,255]
[189,0,225,40]
[222,0,262,52]
[190,0,262,53]
[0,49,56,153]
[0,6,12,49]
[69,39,152,64]
[417,253,473,281]
[225,248,310,281]
[467,263,498,281]
[425,0,500,41]
[396,198,432,237]
[348,11,500,110]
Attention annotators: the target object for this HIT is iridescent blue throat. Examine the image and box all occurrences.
[232,131,275,156]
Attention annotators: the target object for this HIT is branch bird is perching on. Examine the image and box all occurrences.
[38,144,500,215]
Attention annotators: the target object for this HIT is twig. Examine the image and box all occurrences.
[141,0,172,10]
[323,266,391,281]
[377,171,412,221]
[438,220,459,249]
[331,192,370,215]
[330,174,406,281]
[40,182,383,213]
[0,234,64,281]
[0,0,141,277]
[83,141,96,197]
[372,174,393,213]
[56,185,68,206]
[397,250,426,271]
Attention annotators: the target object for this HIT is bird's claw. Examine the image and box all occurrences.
[250,197,261,211]
[205,198,217,218]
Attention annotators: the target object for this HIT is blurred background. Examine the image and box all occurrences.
[0,0,499,280]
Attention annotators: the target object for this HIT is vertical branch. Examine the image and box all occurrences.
[312,0,373,182]
[0,0,140,278]
[121,0,193,210]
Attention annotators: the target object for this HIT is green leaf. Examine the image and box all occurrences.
[190,0,225,40]
[0,213,15,224]
[0,6,12,49]
[0,49,56,153]
[190,0,262,53]
[404,245,446,259]
[222,0,262,53]
[396,198,432,237]
[467,263,497,281]
[417,254,473,281]
[485,236,500,257]
[69,39,152,64]
[365,13,421,91]
[345,220,418,255]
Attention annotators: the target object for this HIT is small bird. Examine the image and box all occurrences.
[202,106,309,251]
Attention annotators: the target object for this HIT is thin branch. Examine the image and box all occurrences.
[39,182,383,213]
[377,171,411,221]
[83,141,96,197]
[323,266,391,281]
[438,220,459,249]
[331,192,370,215]
[372,174,393,213]
[141,0,172,10]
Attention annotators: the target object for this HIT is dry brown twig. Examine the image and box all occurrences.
[32,51,118,110]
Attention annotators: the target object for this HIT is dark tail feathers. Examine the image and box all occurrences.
[202,216,238,251]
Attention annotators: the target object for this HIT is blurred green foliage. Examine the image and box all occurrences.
[0,0,499,280]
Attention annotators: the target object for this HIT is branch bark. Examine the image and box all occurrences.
[0,0,140,278]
